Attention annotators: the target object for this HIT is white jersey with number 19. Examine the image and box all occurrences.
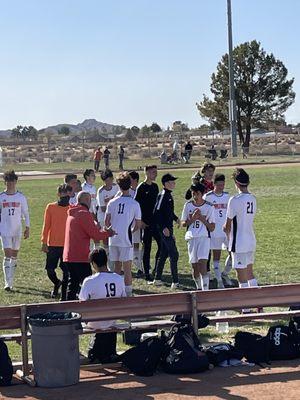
[226,192,257,253]
[0,191,30,237]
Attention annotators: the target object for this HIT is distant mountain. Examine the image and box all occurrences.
[0,130,12,138]
[44,119,122,135]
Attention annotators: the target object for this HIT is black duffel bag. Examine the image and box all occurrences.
[0,339,13,386]
[234,331,270,365]
[267,321,300,361]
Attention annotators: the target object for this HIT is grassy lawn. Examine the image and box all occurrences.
[1,164,300,360]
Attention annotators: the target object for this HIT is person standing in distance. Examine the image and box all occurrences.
[105,172,141,297]
[0,170,30,291]
[118,146,125,171]
[135,165,161,282]
[152,174,180,289]
[79,249,126,363]
[63,191,114,300]
[93,147,102,172]
[223,169,258,304]
[103,147,111,169]
[41,184,72,300]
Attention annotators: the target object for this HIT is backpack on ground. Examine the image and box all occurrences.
[0,339,13,386]
[267,321,300,361]
[204,343,242,367]
[171,313,210,329]
[234,331,270,365]
[161,323,209,374]
[119,336,165,376]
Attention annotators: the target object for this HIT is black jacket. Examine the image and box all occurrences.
[154,188,178,233]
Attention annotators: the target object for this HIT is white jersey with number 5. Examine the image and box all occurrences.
[181,200,215,240]
[226,193,257,253]
[203,191,230,238]
[0,191,30,237]
[106,195,141,247]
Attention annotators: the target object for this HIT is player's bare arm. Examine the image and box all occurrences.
[132,219,141,233]
[24,226,30,239]
[197,210,215,232]
[223,217,232,235]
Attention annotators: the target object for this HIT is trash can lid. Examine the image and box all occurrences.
[28,312,81,327]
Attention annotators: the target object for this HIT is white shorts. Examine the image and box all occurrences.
[1,236,22,251]
[109,246,133,262]
[187,237,210,264]
[210,236,228,250]
[232,252,255,269]
[132,229,142,244]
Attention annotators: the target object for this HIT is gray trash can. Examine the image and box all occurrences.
[28,312,82,388]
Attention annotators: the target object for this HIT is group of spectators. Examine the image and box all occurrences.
[93,146,125,172]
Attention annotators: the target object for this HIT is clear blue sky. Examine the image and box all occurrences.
[0,0,299,130]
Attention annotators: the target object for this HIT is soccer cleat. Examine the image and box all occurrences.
[171,282,180,290]
[51,280,62,298]
[151,280,163,286]
[221,272,233,286]
[4,285,11,292]
[217,280,225,289]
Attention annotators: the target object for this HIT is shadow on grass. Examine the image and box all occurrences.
[13,286,52,299]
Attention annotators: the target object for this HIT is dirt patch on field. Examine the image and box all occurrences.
[1,360,300,400]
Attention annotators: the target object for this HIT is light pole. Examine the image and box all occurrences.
[227,0,238,157]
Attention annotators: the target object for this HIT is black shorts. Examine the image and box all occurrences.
[45,246,67,272]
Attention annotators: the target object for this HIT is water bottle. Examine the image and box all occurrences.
[216,311,229,333]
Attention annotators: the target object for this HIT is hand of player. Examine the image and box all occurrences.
[191,209,200,222]
[175,219,181,228]
[105,226,116,237]
[163,227,170,237]
[24,227,30,239]
[140,221,148,230]
[41,243,48,253]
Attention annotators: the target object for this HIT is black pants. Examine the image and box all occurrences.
[94,160,100,172]
[45,246,69,301]
[119,156,124,170]
[88,332,117,363]
[66,262,92,300]
[155,233,179,283]
[142,225,161,277]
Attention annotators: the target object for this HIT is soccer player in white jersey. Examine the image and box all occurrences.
[82,169,97,216]
[64,174,78,205]
[0,171,30,291]
[223,168,258,298]
[203,174,231,288]
[96,169,119,259]
[105,172,141,296]
[79,248,126,363]
[181,182,215,290]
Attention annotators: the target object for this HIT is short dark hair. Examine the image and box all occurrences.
[57,183,72,194]
[64,174,77,184]
[201,162,216,174]
[232,168,250,186]
[117,172,131,191]
[129,170,139,182]
[89,248,108,268]
[214,173,225,184]
[83,169,95,180]
[100,169,113,181]
[145,165,157,172]
[3,170,18,182]
[190,182,205,194]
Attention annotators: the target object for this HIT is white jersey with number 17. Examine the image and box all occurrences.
[106,195,141,247]
[226,192,257,253]
[0,191,30,237]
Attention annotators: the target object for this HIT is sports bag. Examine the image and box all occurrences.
[234,331,270,365]
[267,321,300,361]
[161,323,209,374]
[0,339,13,386]
[171,313,210,329]
[204,343,242,367]
[120,336,165,376]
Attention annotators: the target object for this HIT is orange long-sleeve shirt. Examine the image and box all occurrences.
[41,202,69,246]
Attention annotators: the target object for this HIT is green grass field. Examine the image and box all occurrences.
[1,164,300,360]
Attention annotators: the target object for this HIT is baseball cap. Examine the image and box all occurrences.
[161,173,178,185]
[233,168,249,185]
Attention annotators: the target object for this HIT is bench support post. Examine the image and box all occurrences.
[190,292,198,334]
[20,305,30,378]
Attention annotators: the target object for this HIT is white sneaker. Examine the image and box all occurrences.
[152,280,163,286]
[221,272,232,286]
[171,282,180,290]
[217,280,225,289]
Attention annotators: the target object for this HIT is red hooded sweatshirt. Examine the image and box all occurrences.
[63,204,109,263]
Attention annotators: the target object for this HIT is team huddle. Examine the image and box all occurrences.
[0,164,258,306]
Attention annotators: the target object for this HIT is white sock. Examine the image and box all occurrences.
[201,274,209,291]
[224,255,232,274]
[2,258,11,288]
[248,278,258,287]
[239,282,249,288]
[10,257,17,287]
[213,260,222,281]
[194,277,202,289]
[125,285,133,297]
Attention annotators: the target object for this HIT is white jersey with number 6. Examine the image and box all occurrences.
[106,195,141,247]
[79,272,126,329]
[0,191,30,237]
[181,200,215,240]
[203,191,230,238]
[226,193,257,253]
